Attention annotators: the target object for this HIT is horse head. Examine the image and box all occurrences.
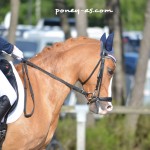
[79,33,116,114]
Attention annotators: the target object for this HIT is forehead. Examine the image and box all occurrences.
[107,54,116,62]
[105,55,116,69]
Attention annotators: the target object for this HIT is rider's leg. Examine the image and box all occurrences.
[0,70,17,121]
[0,59,18,92]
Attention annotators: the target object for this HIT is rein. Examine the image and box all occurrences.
[22,59,89,96]
[21,58,91,117]
[22,62,35,117]
[21,52,114,117]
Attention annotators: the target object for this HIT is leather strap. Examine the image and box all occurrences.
[21,59,89,97]
[22,62,35,118]
[87,97,112,104]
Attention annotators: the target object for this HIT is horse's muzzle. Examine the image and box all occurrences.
[88,97,113,114]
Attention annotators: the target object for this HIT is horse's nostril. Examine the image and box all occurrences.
[107,105,111,109]
[106,104,113,111]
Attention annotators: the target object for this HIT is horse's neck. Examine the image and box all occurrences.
[31,48,82,84]
[29,46,85,113]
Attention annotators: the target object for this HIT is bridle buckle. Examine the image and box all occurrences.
[86,90,98,104]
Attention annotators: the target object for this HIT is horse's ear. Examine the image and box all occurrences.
[105,33,114,52]
[100,33,107,45]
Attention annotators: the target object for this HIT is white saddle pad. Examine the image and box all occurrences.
[6,62,24,124]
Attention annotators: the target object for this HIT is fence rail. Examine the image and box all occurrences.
[109,106,150,114]
[61,105,150,115]
[60,105,150,150]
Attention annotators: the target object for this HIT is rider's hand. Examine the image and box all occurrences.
[12,46,24,60]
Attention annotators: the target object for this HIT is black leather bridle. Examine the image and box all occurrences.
[21,50,116,117]
[81,51,116,105]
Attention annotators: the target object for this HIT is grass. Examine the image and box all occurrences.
[55,114,150,150]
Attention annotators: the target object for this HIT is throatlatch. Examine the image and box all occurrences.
[20,33,116,115]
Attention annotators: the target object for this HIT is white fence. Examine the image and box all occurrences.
[61,105,150,150]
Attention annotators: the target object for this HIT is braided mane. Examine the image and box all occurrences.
[16,37,99,70]
[39,36,99,54]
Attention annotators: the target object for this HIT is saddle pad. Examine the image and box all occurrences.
[6,62,24,123]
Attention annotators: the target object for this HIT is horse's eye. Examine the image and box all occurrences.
[107,68,114,75]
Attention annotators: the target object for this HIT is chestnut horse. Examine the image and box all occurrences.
[3,36,116,150]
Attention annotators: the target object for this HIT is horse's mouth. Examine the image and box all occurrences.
[89,101,113,114]
[105,102,113,111]
[98,103,113,114]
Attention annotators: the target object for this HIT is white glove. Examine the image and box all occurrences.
[12,46,24,60]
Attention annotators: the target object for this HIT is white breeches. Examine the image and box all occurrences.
[0,70,17,105]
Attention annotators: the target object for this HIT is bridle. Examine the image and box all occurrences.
[20,49,116,117]
[81,51,116,105]
[13,33,116,117]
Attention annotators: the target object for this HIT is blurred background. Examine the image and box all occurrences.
[1,0,150,150]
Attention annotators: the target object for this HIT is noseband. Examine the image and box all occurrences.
[19,50,116,117]
[81,51,116,104]
[21,51,116,104]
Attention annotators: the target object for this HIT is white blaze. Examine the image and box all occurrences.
[108,77,113,97]
[107,77,113,111]
[97,77,114,114]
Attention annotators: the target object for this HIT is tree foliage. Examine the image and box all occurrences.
[56,114,150,150]
[0,0,10,24]
[0,0,147,30]
[120,0,147,30]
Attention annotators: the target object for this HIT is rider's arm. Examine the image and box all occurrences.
[0,37,13,54]
[0,37,23,59]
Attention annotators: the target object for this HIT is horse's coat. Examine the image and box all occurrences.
[3,37,116,150]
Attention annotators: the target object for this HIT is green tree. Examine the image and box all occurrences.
[120,0,146,30]
[8,0,20,44]
[0,0,10,25]
[54,0,71,39]
[0,0,147,29]
[125,0,150,149]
